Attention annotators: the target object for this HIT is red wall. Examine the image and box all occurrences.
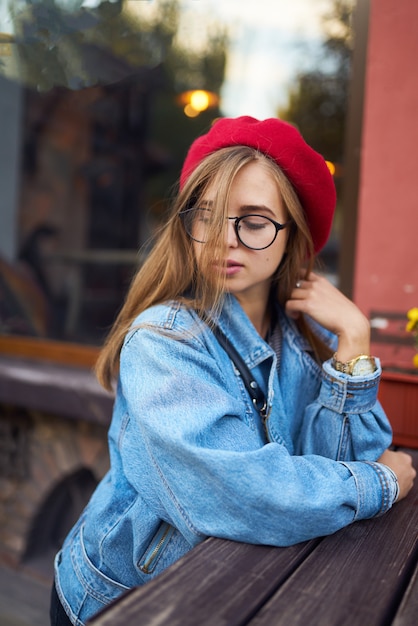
[353,0,418,367]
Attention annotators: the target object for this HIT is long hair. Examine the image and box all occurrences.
[96,146,331,390]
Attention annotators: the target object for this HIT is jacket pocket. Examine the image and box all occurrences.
[138,521,176,574]
[72,523,130,608]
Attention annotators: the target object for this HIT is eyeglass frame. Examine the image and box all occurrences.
[179,207,292,250]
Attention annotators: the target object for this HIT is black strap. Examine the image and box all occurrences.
[210,323,268,418]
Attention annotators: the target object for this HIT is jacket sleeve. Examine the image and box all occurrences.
[294,357,393,462]
[118,325,397,548]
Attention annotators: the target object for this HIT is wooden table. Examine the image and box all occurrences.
[89,449,418,626]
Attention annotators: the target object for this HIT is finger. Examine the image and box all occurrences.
[290,284,306,300]
[285,295,309,318]
[292,277,312,297]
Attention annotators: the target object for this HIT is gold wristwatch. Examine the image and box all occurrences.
[332,353,377,376]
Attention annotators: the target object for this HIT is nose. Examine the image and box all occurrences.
[225,218,239,247]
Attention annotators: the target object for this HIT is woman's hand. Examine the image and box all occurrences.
[285,272,371,361]
[378,449,416,501]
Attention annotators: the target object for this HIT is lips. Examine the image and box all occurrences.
[222,259,243,276]
[226,259,242,268]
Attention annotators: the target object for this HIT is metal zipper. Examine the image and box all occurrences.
[139,522,174,574]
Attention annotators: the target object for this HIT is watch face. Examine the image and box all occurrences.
[351,358,376,376]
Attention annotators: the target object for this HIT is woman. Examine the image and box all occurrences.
[51,116,415,626]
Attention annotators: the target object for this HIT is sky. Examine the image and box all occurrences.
[126,0,332,119]
[173,0,332,119]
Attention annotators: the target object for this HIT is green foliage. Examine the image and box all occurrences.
[11,0,227,95]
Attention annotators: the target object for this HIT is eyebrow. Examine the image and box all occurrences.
[237,204,277,217]
[198,200,277,218]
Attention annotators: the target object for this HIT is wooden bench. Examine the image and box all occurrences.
[89,448,418,626]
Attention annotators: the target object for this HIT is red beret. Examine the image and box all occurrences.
[180,116,336,253]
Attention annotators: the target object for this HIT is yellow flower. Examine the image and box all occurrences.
[406,309,418,368]
[406,307,418,333]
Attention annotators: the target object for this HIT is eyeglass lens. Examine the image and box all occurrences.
[183,208,281,250]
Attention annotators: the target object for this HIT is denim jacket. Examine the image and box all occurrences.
[55,295,396,625]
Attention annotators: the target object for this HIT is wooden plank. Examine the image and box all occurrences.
[392,563,418,626]
[0,356,113,424]
[0,335,99,368]
[249,450,418,626]
[88,536,318,626]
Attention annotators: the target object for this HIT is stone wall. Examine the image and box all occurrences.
[0,403,109,578]
[0,357,112,580]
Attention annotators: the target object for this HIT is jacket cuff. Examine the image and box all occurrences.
[341,460,398,519]
[319,358,381,414]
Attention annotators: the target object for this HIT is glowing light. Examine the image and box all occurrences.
[184,104,200,118]
[325,160,336,176]
[189,90,210,112]
[178,90,220,117]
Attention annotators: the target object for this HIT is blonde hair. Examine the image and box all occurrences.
[95,146,331,390]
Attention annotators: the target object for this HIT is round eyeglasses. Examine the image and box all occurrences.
[180,207,291,250]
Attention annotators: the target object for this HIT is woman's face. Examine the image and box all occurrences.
[193,159,289,309]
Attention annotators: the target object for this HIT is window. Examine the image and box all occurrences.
[0,0,352,363]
